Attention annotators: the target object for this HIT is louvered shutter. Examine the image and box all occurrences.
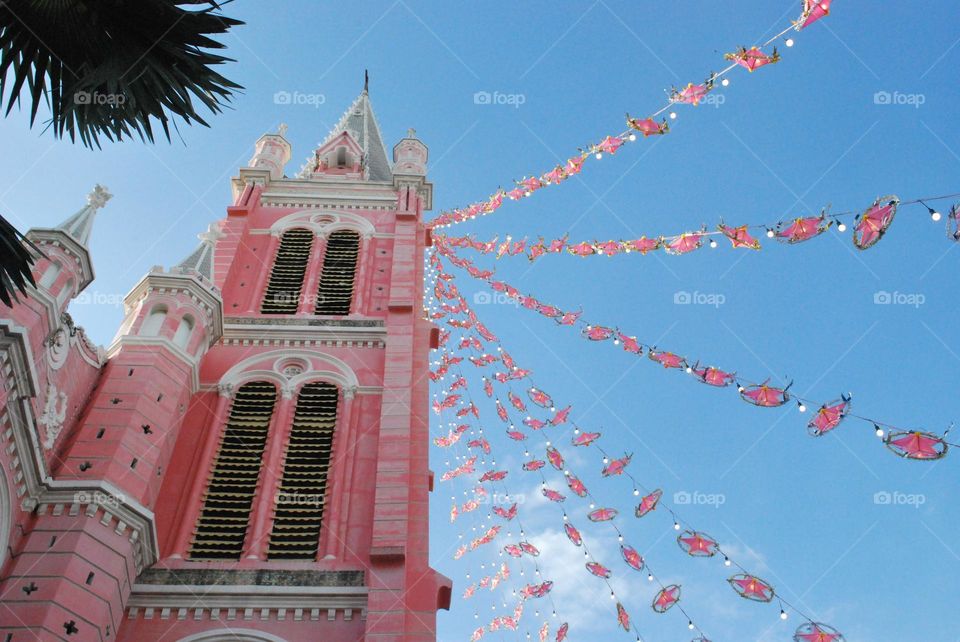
[268,382,339,559]
[189,381,276,559]
[314,230,360,315]
[261,228,313,314]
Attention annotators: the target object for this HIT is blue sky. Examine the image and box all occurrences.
[2,1,958,640]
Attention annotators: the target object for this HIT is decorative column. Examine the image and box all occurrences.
[170,387,232,558]
[320,386,358,560]
[248,231,280,313]
[299,232,326,315]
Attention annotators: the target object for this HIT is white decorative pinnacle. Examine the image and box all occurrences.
[198,222,225,245]
[278,123,288,137]
[86,184,112,210]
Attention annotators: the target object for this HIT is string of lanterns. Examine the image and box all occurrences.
[434,240,954,462]
[429,249,847,640]
[429,1,833,230]
[436,194,960,261]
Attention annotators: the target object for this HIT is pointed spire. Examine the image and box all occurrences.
[56,184,111,246]
[364,69,369,94]
[172,223,223,282]
[304,87,393,181]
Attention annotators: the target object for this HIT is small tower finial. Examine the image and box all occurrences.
[277,123,288,138]
[364,69,369,93]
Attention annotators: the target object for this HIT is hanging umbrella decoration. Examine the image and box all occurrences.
[884,430,949,460]
[738,380,793,407]
[652,585,682,613]
[725,46,781,71]
[853,196,899,250]
[677,531,720,557]
[794,622,845,642]
[774,211,833,243]
[636,489,663,517]
[807,395,852,436]
[728,574,776,602]
[947,203,960,241]
[795,0,832,30]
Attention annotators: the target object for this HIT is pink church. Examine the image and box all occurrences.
[0,86,451,641]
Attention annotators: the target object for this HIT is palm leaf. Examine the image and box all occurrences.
[0,213,41,307]
[0,0,243,148]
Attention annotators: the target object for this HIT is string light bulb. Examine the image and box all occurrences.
[785,38,795,47]
[669,111,677,119]
[920,199,941,221]
[709,238,718,248]
[797,401,807,413]
[721,78,730,87]
[595,152,603,160]
[628,133,637,141]
[724,556,732,567]
[780,608,789,620]
[837,221,847,232]
[647,572,654,581]
[673,521,681,530]
[875,424,885,438]
[689,621,695,630]
[766,228,775,238]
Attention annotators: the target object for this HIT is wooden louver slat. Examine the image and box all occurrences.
[189,381,276,559]
[268,381,339,559]
[261,228,313,314]
[314,230,360,316]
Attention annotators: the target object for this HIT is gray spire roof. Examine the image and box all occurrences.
[172,223,223,282]
[56,184,111,246]
[320,89,393,181]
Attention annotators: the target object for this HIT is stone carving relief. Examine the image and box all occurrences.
[38,381,68,450]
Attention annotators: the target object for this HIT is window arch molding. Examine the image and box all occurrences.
[218,348,359,398]
[175,629,291,642]
[268,209,375,240]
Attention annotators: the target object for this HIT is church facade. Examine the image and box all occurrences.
[0,87,449,641]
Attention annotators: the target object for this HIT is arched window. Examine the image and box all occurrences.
[261,228,313,314]
[39,260,61,289]
[190,381,277,560]
[335,146,347,168]
[173,314,195,349]
[140,305,167,336]
[268,381,339,559]
[314,230,360,316]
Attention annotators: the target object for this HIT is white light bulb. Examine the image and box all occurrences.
[780,609,789,620]
[721,78,730,87]
[786,38,795,47]
[709,238,718,248]
[669,112,677,120]
[876,427,885,437]
[932,210,942,222]
[837,222,847,232]
[628,133,637,141]
[766,229,775,238]
[595,152,602,160]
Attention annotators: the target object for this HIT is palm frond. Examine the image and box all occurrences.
[0,0,243,147]
[0,213,39,307]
